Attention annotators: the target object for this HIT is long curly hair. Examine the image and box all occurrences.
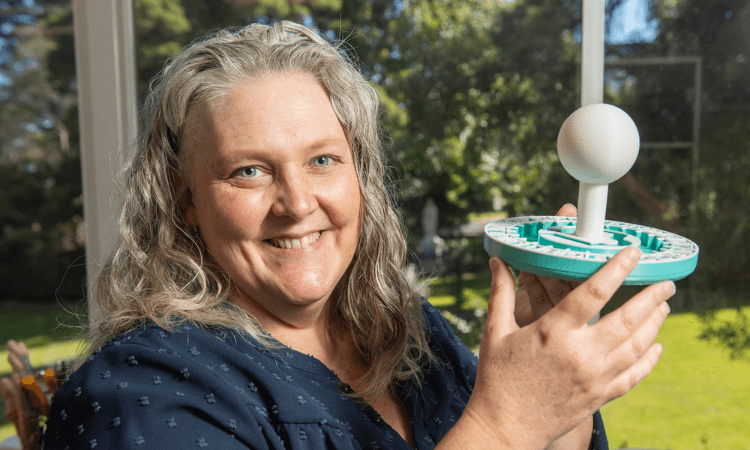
[89,21,433,401]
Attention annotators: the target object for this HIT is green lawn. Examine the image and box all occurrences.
[1,301,748,448]
[601,306,750,449]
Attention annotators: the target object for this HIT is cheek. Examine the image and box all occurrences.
[196,189,261,240]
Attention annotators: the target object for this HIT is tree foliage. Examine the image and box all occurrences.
[0,0,748,317]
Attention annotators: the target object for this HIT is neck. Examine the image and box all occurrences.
[229,285,344,362]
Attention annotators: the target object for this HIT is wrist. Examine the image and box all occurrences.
[437,400,546,450]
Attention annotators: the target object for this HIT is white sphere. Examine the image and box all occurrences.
[557,103,640,184]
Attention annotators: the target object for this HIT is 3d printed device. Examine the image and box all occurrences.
[483,103,699,285]
[483,0,698,285]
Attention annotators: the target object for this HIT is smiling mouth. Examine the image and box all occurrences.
[267,231,322,249]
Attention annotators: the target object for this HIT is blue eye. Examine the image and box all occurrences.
[238,166,264,178]
[313,156,333,167]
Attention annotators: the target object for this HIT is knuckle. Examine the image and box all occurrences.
[537,322,555,347]
[551,283,570,300]
[621,307,639,334]
[584,282,608,303]
[630,337,646,357]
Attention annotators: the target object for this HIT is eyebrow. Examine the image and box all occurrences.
[208,137,350,168]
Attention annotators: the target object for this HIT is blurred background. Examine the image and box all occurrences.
[0,0,748,448]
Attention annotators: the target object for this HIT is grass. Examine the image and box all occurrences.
[601,306,750,449]
[0,298,748,448]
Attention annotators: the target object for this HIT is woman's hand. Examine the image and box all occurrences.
[441,246,674,449]
[514,204,580,328]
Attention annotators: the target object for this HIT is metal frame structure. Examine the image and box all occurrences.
[605,56,703,233]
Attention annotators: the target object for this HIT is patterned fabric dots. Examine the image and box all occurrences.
[42,304,608,449]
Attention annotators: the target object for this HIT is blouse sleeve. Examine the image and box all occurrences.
[43,339,281,450]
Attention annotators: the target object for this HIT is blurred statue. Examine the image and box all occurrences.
[418,198,446,273]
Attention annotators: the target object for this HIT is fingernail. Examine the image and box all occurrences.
[625,247,641,262]
[489,258,499,271]
[665,281,676,297]
[660,301,671,315]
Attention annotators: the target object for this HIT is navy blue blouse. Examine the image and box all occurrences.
[43,302,607,449]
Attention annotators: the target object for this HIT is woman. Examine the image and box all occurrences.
[44,21,673,449]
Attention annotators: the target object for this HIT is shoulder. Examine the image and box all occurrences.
[44,323,359,449]
[420,301,478,383]
[420,301,473,354]
[44,324,258,448]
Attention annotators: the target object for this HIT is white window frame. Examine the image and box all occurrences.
[72,0,138,327]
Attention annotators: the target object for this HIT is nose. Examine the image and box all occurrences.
[271,172,319,220]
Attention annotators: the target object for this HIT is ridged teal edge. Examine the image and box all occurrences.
[483,232,699,286]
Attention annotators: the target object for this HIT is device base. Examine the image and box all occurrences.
[484,216,699,285]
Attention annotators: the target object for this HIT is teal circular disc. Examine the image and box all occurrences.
[484,216,699,285]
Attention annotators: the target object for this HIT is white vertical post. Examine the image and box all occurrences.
[575,0,608,243]
[581,0,605,107]
[72,0,138,329]
[580,0,606,324]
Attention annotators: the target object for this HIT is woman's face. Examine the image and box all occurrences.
[183,73,362,325]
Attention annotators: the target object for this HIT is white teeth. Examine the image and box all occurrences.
[270,232,321,249]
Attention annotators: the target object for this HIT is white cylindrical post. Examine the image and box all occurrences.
[576,0,607,243]
[575,182,608,242]
[581,0,605,107]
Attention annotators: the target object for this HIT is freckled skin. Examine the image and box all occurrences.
[183,73,362,331]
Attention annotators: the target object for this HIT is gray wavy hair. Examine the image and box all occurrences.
[90,21,433,401]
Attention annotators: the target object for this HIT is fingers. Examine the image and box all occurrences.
[605,342,663,403]
[595,280,674,348]
[519,271,544,306]
[551,247,641,328]
[532,275,578,317]
[485,257,520,338]
[555,203,577,217]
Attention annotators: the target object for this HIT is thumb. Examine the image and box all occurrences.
[485,257,519,338]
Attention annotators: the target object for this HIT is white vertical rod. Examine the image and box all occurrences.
[576,0,607,244]
[581,0,605,107]
[575,182,608,242]
[72,0,138,330]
